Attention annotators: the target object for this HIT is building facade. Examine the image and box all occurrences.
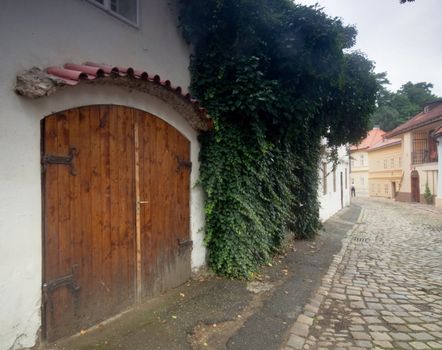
[350,127,386,197]
[386,101,442,204]
[367,138,402,199]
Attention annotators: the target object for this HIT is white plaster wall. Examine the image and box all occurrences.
[0,1,201,349]
[318,146,351,222]
[436,136,442,208]
[0,0,191,90]
[437,137,442,198]
[401,133,412,193]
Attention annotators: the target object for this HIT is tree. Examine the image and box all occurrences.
[371,78,439,131]
[179,0,378,278]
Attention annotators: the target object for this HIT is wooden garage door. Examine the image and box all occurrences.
[42,105,191,341]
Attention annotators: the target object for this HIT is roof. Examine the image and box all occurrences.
[386,100,442,138]
[432,123,442,138]
[367,137,401,152]
[15,62,212,131]
[350,127,386,151]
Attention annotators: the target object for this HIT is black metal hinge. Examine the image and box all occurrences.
[177,238,193,255]
[42,147,77,176]
[176,156,192,173]
[43,264,81,302]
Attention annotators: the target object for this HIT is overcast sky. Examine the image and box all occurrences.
[294,0,442,96]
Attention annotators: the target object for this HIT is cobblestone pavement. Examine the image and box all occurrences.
[283,198,442,350]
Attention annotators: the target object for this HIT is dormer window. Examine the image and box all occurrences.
[89,0,139,27]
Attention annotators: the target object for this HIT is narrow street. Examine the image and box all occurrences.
[284,198,442,350]
[46,198,442,350]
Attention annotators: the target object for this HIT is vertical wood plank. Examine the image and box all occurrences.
[134,112,142,302]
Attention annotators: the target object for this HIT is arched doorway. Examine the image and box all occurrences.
[42,105,192,341]
[411,170,420,202]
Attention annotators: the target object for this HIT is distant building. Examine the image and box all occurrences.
[367,138,402,199]
[386,100,442,204]
[350,127,386,197]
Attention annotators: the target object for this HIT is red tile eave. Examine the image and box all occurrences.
[41,62,210,130]
[350,128,386,152]
[367,139,401,152]
[385,103,442,138]
[432,122,442,138]
[386,116,442,138]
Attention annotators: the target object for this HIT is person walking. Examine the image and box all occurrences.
[351,184,356,197]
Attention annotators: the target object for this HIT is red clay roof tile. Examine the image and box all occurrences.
[367,137,401,152]
[350,127,386,151]
[16,62,211,131]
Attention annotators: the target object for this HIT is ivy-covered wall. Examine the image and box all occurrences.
[179,0,378,278]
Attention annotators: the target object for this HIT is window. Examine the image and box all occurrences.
[383,159,387,169]
[399,157,402,168]
[359,155,364,167]
[322,163,327,195]
[333,169,336,192]
[384,184,389,194]
[390,158,394,168]
[412,130,438,164]
[89,0,139,26]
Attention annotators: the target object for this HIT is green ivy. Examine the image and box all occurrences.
[179,0,378,278]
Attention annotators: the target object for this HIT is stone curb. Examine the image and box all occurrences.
[282,208,365,350]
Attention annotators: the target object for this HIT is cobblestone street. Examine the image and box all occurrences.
[284,198,442,350]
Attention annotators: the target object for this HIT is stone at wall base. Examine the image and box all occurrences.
[395,192,412,202]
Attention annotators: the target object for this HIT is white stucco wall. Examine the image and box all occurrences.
[0,1,204,349]
[318,145,351,222]
[436,136,442,208]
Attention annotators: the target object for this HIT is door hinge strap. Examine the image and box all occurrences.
[43,265,80,300]
[42,147,77,176]
[176,156,192,173]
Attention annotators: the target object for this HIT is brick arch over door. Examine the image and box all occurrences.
[42,105,191,341]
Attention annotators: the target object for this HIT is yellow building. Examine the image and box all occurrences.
[350,127,385,197]
[386,101,442,203]
[367,138,402,198]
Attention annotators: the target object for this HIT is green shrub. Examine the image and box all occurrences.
[179,0,378,278]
